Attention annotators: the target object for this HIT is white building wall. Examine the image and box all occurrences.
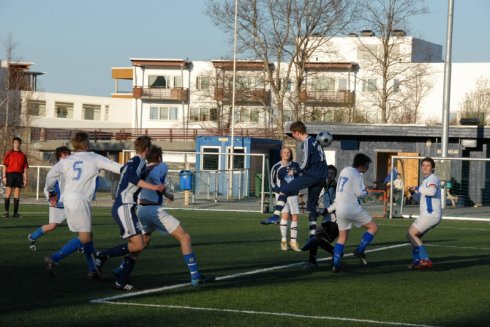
[25,91,131,129]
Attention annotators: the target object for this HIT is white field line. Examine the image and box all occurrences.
[99,300,439,327]
[91,243,408,304]
[377,223,490,232]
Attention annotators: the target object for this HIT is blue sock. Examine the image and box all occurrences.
[412,247,420,263]
[418,245,429,260]
[100,243,129,260]
[273,194,288,217]
[30,228,44,240]
[83,241,96,272]
[357,232,375,253]
[183,252,201,280]
[333,243,344,268]
[51,237,83,263]
[117,256,136,285]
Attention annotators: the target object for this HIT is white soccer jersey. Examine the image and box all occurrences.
[335,166,368,204]
[418,173,442,216]
[45,152,121,201]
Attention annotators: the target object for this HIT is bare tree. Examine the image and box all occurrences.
[355,0,430,123]
[206,0,356,137]
[459,77,490,125]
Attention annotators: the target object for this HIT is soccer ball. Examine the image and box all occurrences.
[316,131,333,147]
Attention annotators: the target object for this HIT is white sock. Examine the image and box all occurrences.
[290,221,298,241]
[280,219,288,241]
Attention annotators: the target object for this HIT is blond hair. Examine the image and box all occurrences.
[70,132,90,151]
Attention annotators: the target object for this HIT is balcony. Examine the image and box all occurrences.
[133,87,189,102]
[299,90,355,106]
[214,87,270,105]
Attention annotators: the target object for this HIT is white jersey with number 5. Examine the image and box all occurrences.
[45,151,121,201]
[335,166,368,204]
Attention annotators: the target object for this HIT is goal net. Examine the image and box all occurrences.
[390,155,490,222]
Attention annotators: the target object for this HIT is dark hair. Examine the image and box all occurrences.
[421,157,435,170]
[353,153,372,168]
[12,137,22,144]
[327,164,337,176]
[134,135,152,153]
[289,121,307,134]
[55,146,71,161]
[147,145,162,163]
[71,132,90,150]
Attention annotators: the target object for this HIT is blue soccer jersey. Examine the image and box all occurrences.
[139,162,169,205]
[270,161,300,192]
[114,155,146,206]
[299,136,327,178]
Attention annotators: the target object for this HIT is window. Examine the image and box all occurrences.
[55,102,74,119]
[309,77,334,92]
[148,75,182,89]
[393,79,400,92]
[279,78,292,92]
[338,79,347,91]
[362,79,377,92]
[238,107,260,123]
[196,76,211,90]
[82,104,101,120]
[202,147,220,170]
[149,106,178,121]
[105,105,109,121]
[283,109,293,122]
[27,100,46,116]
[190,107,217,121]
[227,148,245,169]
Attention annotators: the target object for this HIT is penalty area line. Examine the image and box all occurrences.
[99,300,439,327]
[90,243,408,303]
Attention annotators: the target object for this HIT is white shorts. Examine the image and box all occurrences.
[276,194,300,215]
[335,203,372,231]
[63,199,92,232]
[48,207,66,224]
[137,205,180,236]
[412,213,441,235]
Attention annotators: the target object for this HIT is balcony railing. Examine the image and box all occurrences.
[133,87,189,102]
[31,127,279,143]
[214,87,270,105]
[299,90,355,106]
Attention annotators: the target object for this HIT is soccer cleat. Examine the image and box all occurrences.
[353,249,367,266]
[12,213,20,218]
[191,275,216,287]
[44,256,58,278]
[114,281,135,291]
[281,240,288,251]
[302,261,319,270]
[289,241,301,252]
[410,259,433,270]
[331,265,341,273]
[301,236,318,251]
[93,252,106,272]
[260,215,280,225]
[76,246,84,254]
[3,211,9,218]
[28,234,37,252]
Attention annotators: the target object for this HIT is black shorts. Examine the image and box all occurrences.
[6,172,24,188]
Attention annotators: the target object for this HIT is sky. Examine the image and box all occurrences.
[0,0,489,97]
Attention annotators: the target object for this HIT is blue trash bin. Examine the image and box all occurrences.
[179,170,193,191]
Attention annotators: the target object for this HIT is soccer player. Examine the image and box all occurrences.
[28,146,71,251]
[407,157,442,270]
[113,146,215,287]
[43,132,122,278]
[94,136,165,291]
[261,121,327,259]
[331,153,378,273]
[303,164,338,268]
[270,147,301,251]
[2,137,29,218]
